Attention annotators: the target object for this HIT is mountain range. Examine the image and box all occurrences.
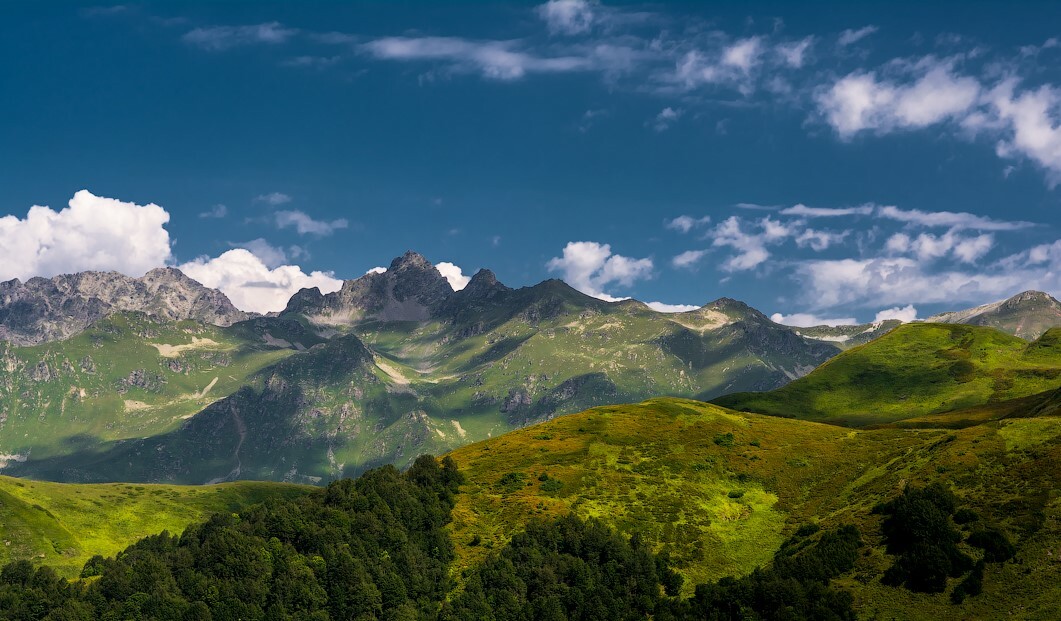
[0,252,1058,486]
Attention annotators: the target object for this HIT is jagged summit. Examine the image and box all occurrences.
[282,251,452,323]
[0,269,251,345]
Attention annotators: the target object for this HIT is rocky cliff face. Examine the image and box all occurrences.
[0,268,251,345]
[283,251,454,324]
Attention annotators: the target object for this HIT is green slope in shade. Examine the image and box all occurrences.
[713,324,1061,426]
[0,474,312,578]
[0,312,310,460]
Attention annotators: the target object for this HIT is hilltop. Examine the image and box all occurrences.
[713,323,1061,426]
[446,396,1061,620]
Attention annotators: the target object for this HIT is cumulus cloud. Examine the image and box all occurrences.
[795,228,849,251]
[435,261,470,291]
[0,190,173,282]
[179,249,343,313]
[366,266,387,275]
[837,25,878,47]
[672,249,708,269]
[983,80,1061,186]
[665,214,710,233]
[646,301,699,313]
[817,59,980,138]
[233,238,290,269]
[709,215,802,271]
[547,241,653,300]
[652,106,683,131]
[874,304,918,322]
[274,210,349,236]
[256,192,292,205]
[182,22,296,51]
[537,0,596,36]
[769,312,858,327]
[199,204,228,219]
[793,256,1040,310]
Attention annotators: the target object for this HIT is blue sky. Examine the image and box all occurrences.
[2,1,1060,322]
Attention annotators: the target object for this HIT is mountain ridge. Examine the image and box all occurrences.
[0,268,252,345]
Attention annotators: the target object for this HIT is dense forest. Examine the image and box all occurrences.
[1,460,1009,621]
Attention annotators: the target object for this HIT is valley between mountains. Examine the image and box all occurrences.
[1,252,1060,619]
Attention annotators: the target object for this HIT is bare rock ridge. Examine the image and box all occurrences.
[283,251,454,323]
[926,290,1061,340]
[0,267,251,345]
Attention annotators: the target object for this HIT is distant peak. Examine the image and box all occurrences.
[389,250,433,271]
[1007,290,1057,304]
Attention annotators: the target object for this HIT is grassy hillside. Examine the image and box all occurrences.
[446,397,1061,620]
[0,475,310,577]
[714,324,1061,426]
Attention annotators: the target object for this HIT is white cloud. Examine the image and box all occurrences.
[366,266,387,275]
[875,205,1033,230]
[435,261,471,291]
[274,210,349,236]
[183,22,296,51]
[795,228,849,251]
[665,214,710,233]
[234,238,289,269]
[793,256,1038,310]
[874,304,917,322]
[672,249,708,269]
[781,204,873,217]
[984,80,1061,186]
[817,61,980,138]
[0,190,172,282]
[537,0,596,36]
[178,249,343,314]
[547,241,653,300]
[885,230,993,263]
[837,25,878,47]
[362,36,592,80]
[776,36,814,68]
[769,312,857,327]
[647,301,699,313]
[709,215,800,271]
[652,106,683,131]
[722,37,763,72]
[256,192,292,206]
[199,204,228,219]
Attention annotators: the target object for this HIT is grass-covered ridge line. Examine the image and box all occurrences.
[714,324,1061,426]
[0,474,311,577]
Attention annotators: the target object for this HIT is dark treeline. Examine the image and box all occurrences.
[0,456,462,621]
[0,456,863,621]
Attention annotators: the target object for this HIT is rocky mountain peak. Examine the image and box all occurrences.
[0,269,252,345]
[461,269,509,297]
[284,251,453,324]
[389,250,434,272]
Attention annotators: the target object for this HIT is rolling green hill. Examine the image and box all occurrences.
[446,396,1061,620]
[0,475,310,577]
[713,324,1061,426]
